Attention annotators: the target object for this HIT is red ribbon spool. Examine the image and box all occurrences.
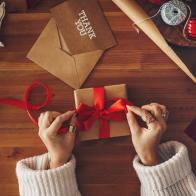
[187,17,196,40]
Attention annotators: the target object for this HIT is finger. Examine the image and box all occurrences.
[41,111,61,129]
[42,111,53,128]
[150,103,167,113]
[129,105,158,132]
[126,106,141,134]
[65,114,77,142]
[127,106,144,117]
[50,111,61,119]
[127,105,155,123]
[64,130,76,148]
[142,106,167,132]
[38,113,44,127]
[150,103,169,123]
[49,111,75,134]
[67,113,77,133]
[142,104,162,120]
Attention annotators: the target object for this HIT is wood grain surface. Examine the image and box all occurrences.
[0,0,196,196]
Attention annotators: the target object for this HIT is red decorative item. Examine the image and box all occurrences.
[148,0,166,5]
[76,87,133,139]
[0,82,68,134]
[187,17,196,40]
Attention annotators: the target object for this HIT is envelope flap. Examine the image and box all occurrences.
[73,50,104,87]
[27,19,80,89]
[51,0,116,55]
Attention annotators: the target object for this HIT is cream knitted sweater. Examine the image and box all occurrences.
[16,141,196,196]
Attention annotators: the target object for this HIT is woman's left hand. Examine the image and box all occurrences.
[126,103,168,166]
[38,111,76,169]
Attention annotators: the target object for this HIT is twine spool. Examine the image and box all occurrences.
[133,0,196,44]
[133,0,188,32]
[160,0,188,26]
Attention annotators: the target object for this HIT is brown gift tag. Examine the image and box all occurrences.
[74,84,130,141]
[51,0,116,55]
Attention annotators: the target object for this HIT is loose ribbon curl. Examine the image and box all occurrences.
[0,82,68,134]
[76,87,133,139]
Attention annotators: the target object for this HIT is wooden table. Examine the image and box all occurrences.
[0,1,195,195]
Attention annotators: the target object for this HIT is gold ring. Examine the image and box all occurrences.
[68,125,77,133]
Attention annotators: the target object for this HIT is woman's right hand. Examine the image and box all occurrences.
[126,103,168,166]
[38,111,77,169]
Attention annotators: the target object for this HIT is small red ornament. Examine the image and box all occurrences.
[148,0,166,5]
[187,17,196,40]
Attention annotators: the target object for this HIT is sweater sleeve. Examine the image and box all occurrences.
[133,141,196,196]
[16,153,81,196]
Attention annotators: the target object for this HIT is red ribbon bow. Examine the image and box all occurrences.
[76,87,133,139]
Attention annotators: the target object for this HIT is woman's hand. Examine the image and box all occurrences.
[126,103,168,166]
[38,111,76,169]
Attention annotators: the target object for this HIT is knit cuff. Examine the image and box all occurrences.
[16,153,81,196]
[133,141,192,191]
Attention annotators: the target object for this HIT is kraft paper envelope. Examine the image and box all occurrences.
[112,0,196,83]
[28,19,104,89]
[27,0,116,89]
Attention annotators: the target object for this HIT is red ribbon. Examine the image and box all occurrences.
[76,87,133,139]
[0,82,68,134]
[187,17,196,40]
